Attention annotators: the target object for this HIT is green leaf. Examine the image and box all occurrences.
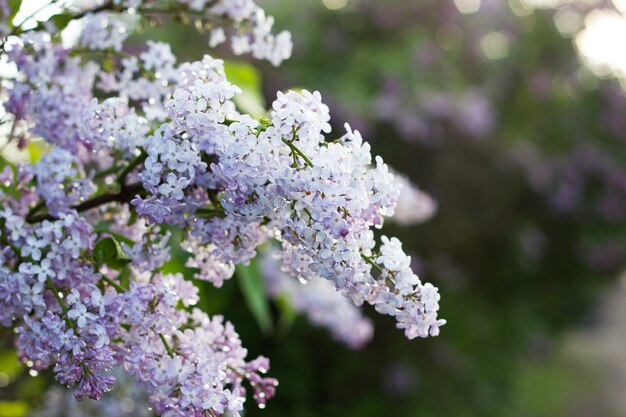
[224,60,266,118]
[127,209,138,226]
[160,226,195,277]
[0,153,18,198]
[26,140,48,164]
[93,237,131,270]
[117,266,132,289]
[7,0,21,12]
[47,13,73,32]
[0,153,16,174]
[93,222,135,246]
[6,0,22,29]
[106,231,134,246]
[0,181,19,199]
[93,220,114,232]
[236,259,272,335]
[275,293,298,336]
[0,350,21,380]
[102,55,116,73]
[0,401,27,417]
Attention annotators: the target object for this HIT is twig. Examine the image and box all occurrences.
[26,182,145,223]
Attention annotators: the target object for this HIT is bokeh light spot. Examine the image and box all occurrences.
[436,23,463,51]
[454,0,481,14]
[322,0,348,10]
[554,8,583,36]
[576,10,626,79]
[480,31,510,60]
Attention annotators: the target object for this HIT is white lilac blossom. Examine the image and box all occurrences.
[261,250,374,349]
[0,1,442,415]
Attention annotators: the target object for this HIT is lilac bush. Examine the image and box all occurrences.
[0,1,444,415]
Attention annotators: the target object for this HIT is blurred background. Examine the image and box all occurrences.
[4,0,626,416]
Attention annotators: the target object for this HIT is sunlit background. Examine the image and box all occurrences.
[3,0,626,416]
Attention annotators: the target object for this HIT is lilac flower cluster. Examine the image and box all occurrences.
[0,207,277,413]
[146,72,446,338]
[0,0,442,414]
[1,210,116,400]
[117,273,277,416]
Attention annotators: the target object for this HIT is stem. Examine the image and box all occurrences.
[361,254,397,286]
[14,0,60,28]
[72,2,114,20]
[136,1,221,20]
[10,1,114,38]
[93,165,122,179]
[46,280,68,314]
[0,118,17,153]
[159,333,174,357]
[117,150,147,185]
[207,189,221,209]
[281,138,314,168]
[5,241,22,262]
[100,272,177,360]
[196,207,225,218]
[27,149,147,223]
[70,47,135,59]
[361,253,383,273]
[100,268,177,360]
[45,280,94,380]
[4,119,17,149]
[101,276,127,293]
[26,182,145,223]
[46,279,74,329]
[26,201,45,218]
